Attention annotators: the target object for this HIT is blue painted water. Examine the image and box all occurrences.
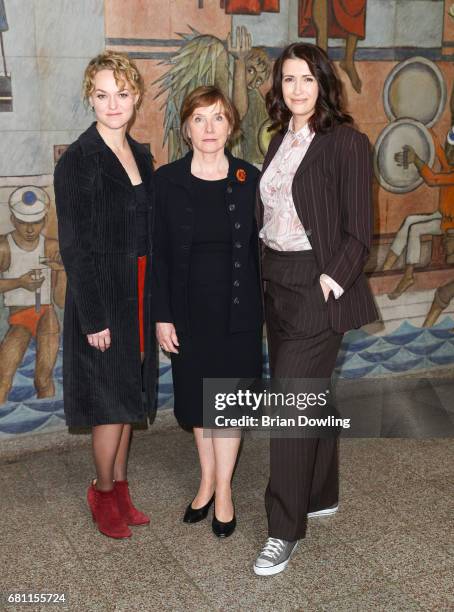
[1,318,453,436]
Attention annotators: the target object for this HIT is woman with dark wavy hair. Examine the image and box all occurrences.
[253,42,378,576]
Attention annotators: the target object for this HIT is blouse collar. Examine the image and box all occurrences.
[288,118,313,143]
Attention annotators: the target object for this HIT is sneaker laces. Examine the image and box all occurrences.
[260,537,285,560]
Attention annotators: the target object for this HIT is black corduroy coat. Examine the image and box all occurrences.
[54,123,157,427]
[150,150,263,334]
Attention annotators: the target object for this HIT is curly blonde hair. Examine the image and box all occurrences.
[82,50,145,109]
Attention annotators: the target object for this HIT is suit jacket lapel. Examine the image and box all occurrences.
[293,131,332,180]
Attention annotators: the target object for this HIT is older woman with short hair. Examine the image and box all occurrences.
[152,86,263,538]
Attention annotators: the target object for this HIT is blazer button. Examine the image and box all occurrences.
[233,280,240,287]
[233,297,240,305]
[227,186,233,194]
[306,229,312,237]
[228,204,236,212]
[234,261,241,269]
[234,242,242,249]
[234,222,241,230]
[185,207,193,213]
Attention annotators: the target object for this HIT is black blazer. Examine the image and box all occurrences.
[151,150,263,334]
[257,123,379,333]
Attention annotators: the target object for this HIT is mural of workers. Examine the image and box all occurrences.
[298,0,366,93]
[154,25,272,164]
[382,128,454,300]
[0,188,66,404]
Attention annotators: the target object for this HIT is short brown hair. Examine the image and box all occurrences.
[180,86,240,147]
[82,50,145,109]
[266,43,352,134]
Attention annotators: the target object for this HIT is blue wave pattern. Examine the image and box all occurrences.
[1,318,454,436]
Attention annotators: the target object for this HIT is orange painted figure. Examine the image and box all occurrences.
[298,0,367,93]
[384,130,454,300]
[224,0,280,14]
[299,0,366,38]
[419,135,454,233]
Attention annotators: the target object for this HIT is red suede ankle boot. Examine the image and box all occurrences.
[87,483,132,539]
[114,480,150,526]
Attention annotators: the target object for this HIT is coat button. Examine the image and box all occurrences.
[233,280,240,287]
[185,207,193,213]
[306,229,312,237]
[234,261,241,268]
[233,297,240,304]
[234,222,241,230]
[228,204,236,212]
[234,242,242,249]
[227,186,233,194]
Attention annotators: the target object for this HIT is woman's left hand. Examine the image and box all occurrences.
[319,278,330,302]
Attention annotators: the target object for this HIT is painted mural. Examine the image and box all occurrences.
[0,0,12,112]
[1,0,454,438]
[154,25,272,163]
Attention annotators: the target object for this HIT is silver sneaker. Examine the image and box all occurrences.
[307,503,339,518]
[253,537,298,576]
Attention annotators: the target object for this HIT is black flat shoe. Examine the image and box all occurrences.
[212,507,236,538]
[183,495,214,524]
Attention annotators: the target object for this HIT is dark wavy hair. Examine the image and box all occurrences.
[266,43,352,134]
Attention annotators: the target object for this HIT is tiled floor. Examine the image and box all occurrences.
[1,421,453,611]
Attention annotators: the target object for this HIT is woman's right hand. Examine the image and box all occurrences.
[87,328,111,351]
[156,322,179,354]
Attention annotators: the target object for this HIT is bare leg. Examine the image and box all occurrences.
[312,0,328,50]
[388,265,415,300]
[92,424,124,491]
[192,427,216,508]
[382,249,399,271]
[35,308,60,398]
[0,326,31,404]
[113,425,132,481]
[340,34,362,93]
[212,429,242,522]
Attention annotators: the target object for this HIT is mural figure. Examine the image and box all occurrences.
[223,0,280,14]
[0,188,66,404]
[228,26,272,162]
[298,0,366,93]
[423,277,454,327]
[383,128,454,300]
[154,26,272,164]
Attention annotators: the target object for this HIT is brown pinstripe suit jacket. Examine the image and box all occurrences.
[257,123,379,333]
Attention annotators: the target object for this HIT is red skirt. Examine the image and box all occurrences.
[137,256,147,353]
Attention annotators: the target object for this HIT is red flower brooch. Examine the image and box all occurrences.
[236,168,247,183]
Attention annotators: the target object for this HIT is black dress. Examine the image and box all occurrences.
[171,175,262,427]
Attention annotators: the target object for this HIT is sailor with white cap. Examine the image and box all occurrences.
[4,187,51,308]
[0,185,65,404]
[8,187,50,222]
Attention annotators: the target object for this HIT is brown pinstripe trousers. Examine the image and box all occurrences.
[262,247,343,541]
